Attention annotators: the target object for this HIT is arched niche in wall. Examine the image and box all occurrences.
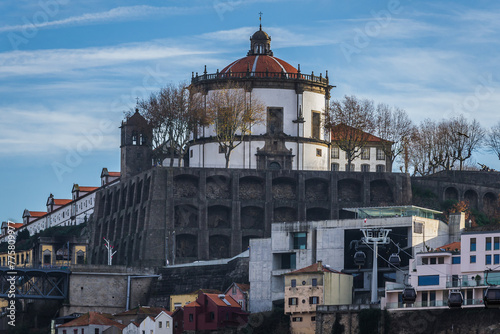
[464,189,478,209]
[274,206,297,223]
[370,179,394,204]
[444,187,459,202]
[206,175,231,199]
[174,204,198,228]
[483,192,498,217]
[208,205,231,228]
[305,178,329,202]
[239,176,265,200]
[209,235,230,259]
[338,178,362,203]
[272,177,297,200]
[241,206,264,230]
[173,175,199,198]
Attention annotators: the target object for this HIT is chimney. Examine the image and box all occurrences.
[317,260,322,271]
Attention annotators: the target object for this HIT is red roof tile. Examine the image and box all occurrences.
[78,186,99,192]
[437,241,461,251]
[53,199,72,205]
[185,301,201,308]
[29,211,46,217]
[330,124,389,143]
[235,283,250,292]
[206,294,241,308]
[59,312,125,329]
[287,262,346,275]
[114,306,168,317]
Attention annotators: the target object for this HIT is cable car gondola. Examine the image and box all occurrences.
[448,290,463,308]
[388,253,401,267]
[402,287,416,304]
[484,286,500,308]
[354,251,366,267]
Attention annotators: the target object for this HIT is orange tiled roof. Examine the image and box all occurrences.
[29,211,46,217]
[235,283,250,292]
[78,186,99,192]
[59,312,125,329]
[287,262,346,275]
[330,124,389,143]
[54,199,72,205]
[9,223,23,229]
[108,172,121,177]
[185,301,201,308]
[437,241,461,251]
[206,294,241,308]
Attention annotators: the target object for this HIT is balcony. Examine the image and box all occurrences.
[385,299,484,310]
[191,71,329,85]
[445,279,486,288]
[385,282,406,291]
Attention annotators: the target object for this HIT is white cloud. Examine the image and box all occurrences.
[0,5,204,33]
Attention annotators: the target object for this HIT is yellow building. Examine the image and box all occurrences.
[284,261,353,334]
[169,289,221,311]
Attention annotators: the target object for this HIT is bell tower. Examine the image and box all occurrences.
[120,108,152,179]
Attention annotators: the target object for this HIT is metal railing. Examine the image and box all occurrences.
[445,279,486,288]
[385,299,484,310]
[191,71,329,85]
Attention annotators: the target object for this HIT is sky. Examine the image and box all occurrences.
[1,0,500,223]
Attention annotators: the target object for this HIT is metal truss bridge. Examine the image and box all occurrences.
[0,267,70,300]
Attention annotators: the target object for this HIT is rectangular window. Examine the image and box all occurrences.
[190,149,193,158]
[281,253,296,270]
[331,146,339,159]
[430,257,436,265]
[377,164,385,172]
[470,238,476,252]
[418,275,439,286]
[345,163,355,172]
[288,297,298,305]
[292,317,303,322]
[422,258,428,265]
[311,316,316,321]
[495,254,500,265]
[291,279,296,287]
[470,255,476,263]
[189,314,193,322]
[309,296,319,304]
[210,312,215,320]
[376,148,385,160]
[159,321,162,328]
[486,254,492,265]
[316,148,322,157]
[361,164,370,172]
[167,321,170,328]
[219,145,225,154]
[331,163,339,171]
[312,278,317,287]
[311,112,320,139]
[438,257,444,264]
[495,237,500,250]
[293,232,307,250]
[486,237,492,251]
[94,329,99,334]
[452,257,461,264]
[361,148,370,160]
[268,107,283,134]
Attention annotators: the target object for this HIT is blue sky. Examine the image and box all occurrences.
[1,0,499,222]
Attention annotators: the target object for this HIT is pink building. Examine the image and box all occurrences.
[225,283,250,311]
[382,230,500,310]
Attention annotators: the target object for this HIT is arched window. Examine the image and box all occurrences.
[269,162,281,170]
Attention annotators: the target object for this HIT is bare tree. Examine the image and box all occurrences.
[487,121,500,161]
[205,84,265,168]
[447,115,485,170]
[325,95,376,170]
[374,103,413,172]
[137,83,205,167]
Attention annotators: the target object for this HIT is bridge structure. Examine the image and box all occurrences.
[0,266,70,300]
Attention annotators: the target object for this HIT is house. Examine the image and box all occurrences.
[171,308,184,334]
[113,306,169,327]
[137,311,173,334]
[382,230,500,310]
[224,283,250,311]
[285,261,353,334]
[58,312,125,334]
[330,124,393,172]
[122,321,139,334]
[183,291,248,332]
[169,289,220,311]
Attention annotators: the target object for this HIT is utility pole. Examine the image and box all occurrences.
[361,228,391,303]
[103,238,117,265]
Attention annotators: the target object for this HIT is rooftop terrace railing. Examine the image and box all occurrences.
[191,70,329,85]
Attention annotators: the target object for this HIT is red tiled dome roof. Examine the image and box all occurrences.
[221,55,297,75]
